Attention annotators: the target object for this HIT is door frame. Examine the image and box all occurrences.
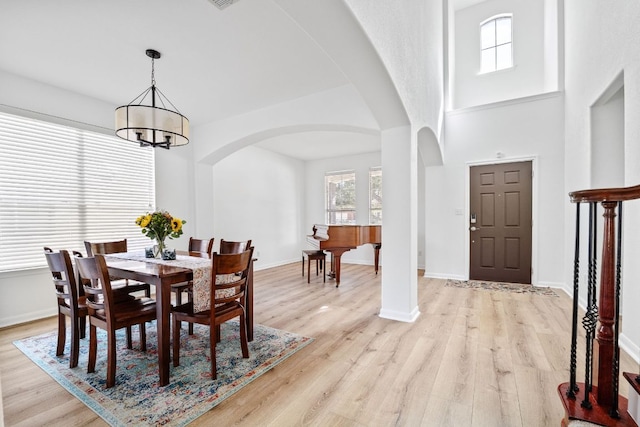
[464,155,539,284]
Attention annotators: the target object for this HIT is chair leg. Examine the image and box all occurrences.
[216,324,221,343]
[210,323,217,380]
[56,312,66,356]
[172,316,181,367]
[307,257,311,283]
[302,254,304,277]
[315,258,319,275]
[106,329,117,388]
[126,326,133,349]
[139,323,147,351]
[239,313,249,358]
[79,316,86,339]
[188,291,194,335]
[70,317,80,368]
[88,324,97,373]
[175,290,182,333]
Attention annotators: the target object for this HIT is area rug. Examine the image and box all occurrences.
[14,321,313,426]
[445,279,558,296]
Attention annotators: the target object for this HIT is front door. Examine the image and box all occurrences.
[469,161,532,284]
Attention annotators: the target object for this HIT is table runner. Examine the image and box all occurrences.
[106,251,212,312]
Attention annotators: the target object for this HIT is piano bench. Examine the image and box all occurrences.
[302,250,326,283]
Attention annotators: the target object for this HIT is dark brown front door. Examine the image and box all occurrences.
[469,161,532,284]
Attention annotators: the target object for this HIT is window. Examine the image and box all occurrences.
[0,111,155,272]
[325,170,356,224]
[480,15,513,73]
[369,167,382,224]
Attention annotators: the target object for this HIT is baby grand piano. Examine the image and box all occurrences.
[307,224,381,287]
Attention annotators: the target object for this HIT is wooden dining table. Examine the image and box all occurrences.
[105,250,255,387]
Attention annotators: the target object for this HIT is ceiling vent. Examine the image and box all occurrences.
[208,0,238,10]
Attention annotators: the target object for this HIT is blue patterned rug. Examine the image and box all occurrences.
[14,321,312,426]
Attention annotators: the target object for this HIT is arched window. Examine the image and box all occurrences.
[480,15,512,73]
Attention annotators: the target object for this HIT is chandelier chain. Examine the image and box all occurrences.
[151,57,156,87]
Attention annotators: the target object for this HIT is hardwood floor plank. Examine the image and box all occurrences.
[1,263,638,426]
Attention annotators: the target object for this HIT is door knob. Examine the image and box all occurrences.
[470,226,478,231]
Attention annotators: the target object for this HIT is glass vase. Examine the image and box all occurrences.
[155,239,166,258]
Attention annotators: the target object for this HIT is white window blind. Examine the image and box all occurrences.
[0,111,155,272]
[325,170,356,225]
[369,166,382,225]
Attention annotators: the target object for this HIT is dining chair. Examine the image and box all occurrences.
[84,239,151,298]
[76,254,157,388]
[172,247,254,379]
[172,237,215,335]
[43,248,88,368]
[219,239,252,255]
[216,239,253,340]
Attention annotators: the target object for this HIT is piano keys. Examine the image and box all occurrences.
[307,224,381,287]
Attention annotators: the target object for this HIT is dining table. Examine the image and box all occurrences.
[104,250,255,387]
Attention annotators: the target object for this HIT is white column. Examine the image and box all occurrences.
[379,125,420,322]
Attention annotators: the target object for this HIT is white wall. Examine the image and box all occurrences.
[305,151,382,266]
[563,0,640,360]
[429,93,565,286]
[346,0,444,139]
[212,145,305,269]
[454,0,549,109]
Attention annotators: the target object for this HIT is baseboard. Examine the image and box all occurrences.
[379,306,420,323]
[0,308,56,330]
[536,281,566,289]
[254,258,299,271]
[423,272,466,280]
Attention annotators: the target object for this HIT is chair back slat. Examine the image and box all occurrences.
[211,248,253,308]
[44,249,79,309]
[76,255,115,318]
[219,239,252,255]
[84,239,127,256]
[189,237,214,255]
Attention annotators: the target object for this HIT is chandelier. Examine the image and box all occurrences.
[115,49,189,149]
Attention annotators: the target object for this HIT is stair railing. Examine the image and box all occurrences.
[558,184,640,426]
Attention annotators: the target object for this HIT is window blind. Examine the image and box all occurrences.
[0,111,155,272]
[325,170,356,225]
[369,166,382,225]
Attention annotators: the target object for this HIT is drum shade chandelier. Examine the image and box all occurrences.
[115,49,189,149]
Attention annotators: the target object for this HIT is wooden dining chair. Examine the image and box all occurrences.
[76,254,157,388]
[216,239,253,341]
[172,247,254,379]
[219,239,252,255]
[172,237,214,335]
[84,239,151,298]
[44,248,89,368]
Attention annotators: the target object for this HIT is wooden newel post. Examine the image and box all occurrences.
[597,201,618,409]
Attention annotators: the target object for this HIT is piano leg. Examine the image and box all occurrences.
[327,249,350,287]
[373,243,381,275]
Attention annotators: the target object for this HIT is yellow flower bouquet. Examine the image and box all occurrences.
[135,210,185,258]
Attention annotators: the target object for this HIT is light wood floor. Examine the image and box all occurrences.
[1,262,637,426]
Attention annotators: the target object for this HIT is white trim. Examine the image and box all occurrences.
[465,156,539,284]
[423,272,466,280]
[379,306,420,323]
[446,91,563,115]
[0,309,56,329]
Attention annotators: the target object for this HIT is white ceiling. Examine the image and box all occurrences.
[0,0,379,160]
[452,0,487,11]
[255,130,380,161]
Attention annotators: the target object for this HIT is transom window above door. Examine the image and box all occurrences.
[480,15,513,74]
